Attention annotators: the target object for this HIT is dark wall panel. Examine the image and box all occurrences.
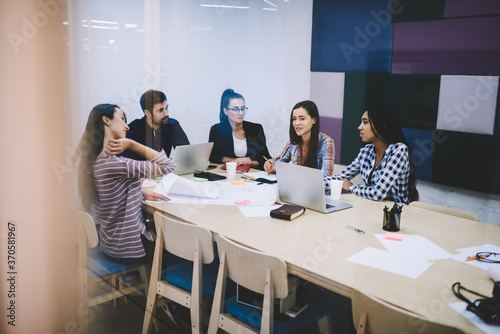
[433,131,500,194]
[444,0,500,18]
[342,72,440,165]
[392,16,500,75]
[392,0,445,22]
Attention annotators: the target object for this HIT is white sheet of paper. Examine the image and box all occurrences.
[347,247,434,279]
[449,302,500,334]
[238,204,281,218]
[155,174,219,198]
[153,174,278,206]
[375,234,454,261]
[244,171,277,181]
[452,244,500,270]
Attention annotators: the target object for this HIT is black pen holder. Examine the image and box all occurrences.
[383,206,401,232]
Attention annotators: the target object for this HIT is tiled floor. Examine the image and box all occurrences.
[87,293,189,334]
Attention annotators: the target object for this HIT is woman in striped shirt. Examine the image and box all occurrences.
[78,104,176,263]
[263,100,335,177]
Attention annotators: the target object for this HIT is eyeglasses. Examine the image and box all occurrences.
[475,252,500,263]
[226,107,248,113]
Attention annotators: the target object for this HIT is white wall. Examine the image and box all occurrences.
[70,0,313,158]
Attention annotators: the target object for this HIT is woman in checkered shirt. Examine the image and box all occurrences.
[330,103,418,204]
[263,100,335,177]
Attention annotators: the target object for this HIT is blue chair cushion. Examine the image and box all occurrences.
[223,283,339,334]
[161,260,219,296]
[87,247,146,278]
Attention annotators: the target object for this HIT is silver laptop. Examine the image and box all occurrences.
[275,161,352,213]
[171,143,214,175]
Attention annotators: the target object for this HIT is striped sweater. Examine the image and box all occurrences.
[93,150,175,259]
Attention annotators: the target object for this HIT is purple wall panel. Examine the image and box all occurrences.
[444,0,500,18]
[320,116,342,163]
[392,16,500,75]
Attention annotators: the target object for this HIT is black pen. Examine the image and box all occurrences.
[346,225,365,234]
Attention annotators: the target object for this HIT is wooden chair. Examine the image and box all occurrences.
[351,289,465,334]
[142,212,218,334]
[76,211,149,334]
[333,164,365,185]
[208,234,334,334]
[409,201,479,221]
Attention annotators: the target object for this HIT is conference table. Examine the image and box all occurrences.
[143,170,499,333]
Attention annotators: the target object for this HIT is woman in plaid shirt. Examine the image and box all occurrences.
[331,103,417,204]
[264,100,334,177]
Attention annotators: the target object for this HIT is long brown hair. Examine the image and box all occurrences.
[78,104,122,211]
[366,103,418,202]
[289,100,320,169]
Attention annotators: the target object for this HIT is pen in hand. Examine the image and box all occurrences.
[263,156,274,166]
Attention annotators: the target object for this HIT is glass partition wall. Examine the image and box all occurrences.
[70,0,313,157]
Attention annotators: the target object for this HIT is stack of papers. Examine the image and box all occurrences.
[347,234,453,279]
[153,174,278,206]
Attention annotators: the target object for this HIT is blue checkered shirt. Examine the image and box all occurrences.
[329,143,411,204]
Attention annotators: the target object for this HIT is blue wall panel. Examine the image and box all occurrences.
[311,0,393,72]
[402,128,433,182]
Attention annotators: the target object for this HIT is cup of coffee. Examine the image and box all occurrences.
[329,179,343,200]
[225,162,237,181]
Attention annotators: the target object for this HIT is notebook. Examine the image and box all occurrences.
[171,143,214,175]
[275,161,352,214]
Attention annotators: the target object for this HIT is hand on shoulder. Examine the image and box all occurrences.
[104,138,131,155]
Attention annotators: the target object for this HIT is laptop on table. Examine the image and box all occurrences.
[171,142,214,175]
[275,161,352,213]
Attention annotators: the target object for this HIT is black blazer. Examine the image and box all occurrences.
[123,116,189,160]
[208,121,271,170]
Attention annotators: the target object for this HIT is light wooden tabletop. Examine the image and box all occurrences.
[143,168,499,333]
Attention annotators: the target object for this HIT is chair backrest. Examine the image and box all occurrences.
[352,289,464,334]
[333,164,365,185]
[408,201,478,221]
[215,234,288,299]
[75,211,99,248]
[154,211,214,264]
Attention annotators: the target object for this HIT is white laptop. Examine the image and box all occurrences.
[275,161,352,213]
[171,143,214,175]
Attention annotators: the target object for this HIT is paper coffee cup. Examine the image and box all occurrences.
[226,162,237,181]
[329,179,343,200]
